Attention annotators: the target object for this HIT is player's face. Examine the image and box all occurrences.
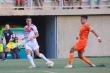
[5,24,10,30]
[26,19,32,25]
[81,17,87,25]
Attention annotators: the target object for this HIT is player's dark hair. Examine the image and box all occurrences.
[81,15,88,19]
[26,17,31,20]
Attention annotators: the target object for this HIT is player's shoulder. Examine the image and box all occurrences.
[85,22,90,25]
[24,25,28,28]
[85,23,93,30]
[85,23,92,27]
[32,24,36,27]
[31,24,37,29]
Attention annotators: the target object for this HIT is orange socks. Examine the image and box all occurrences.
[82,57,93,65]
[69,53,74,64]
[68,53,93,65]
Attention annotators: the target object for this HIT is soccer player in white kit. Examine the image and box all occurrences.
[24,17,54,68]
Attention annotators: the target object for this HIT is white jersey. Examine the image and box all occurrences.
[24,24,38,43]
[24,24,39,50]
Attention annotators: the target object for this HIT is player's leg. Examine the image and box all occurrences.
[33,44,54,67]
[78,0,82,9]
[69,47,75,65]
[34,49,49,62]
[0,52,6,61]
[78,51,96,67]
[65,46,76,68]
[16,49,20,59]
[25,44,36,68]
[11,49,16,59]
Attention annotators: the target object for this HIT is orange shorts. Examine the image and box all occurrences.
[75,39,88,52]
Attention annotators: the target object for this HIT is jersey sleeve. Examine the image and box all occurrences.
[33,25,39,34]
[87,24,93,31]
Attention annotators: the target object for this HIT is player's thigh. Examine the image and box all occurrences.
[70,46,77,53]
[34,49,40,56]
[32,42,39,50]
[25,44,32,55]
[78,50,84,58]
[32,43,40,55]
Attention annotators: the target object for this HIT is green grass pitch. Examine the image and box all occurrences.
[0,57,110,73]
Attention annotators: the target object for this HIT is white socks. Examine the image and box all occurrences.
[39,53,49,62]
[27,55,36,66]
[27,53,49,67]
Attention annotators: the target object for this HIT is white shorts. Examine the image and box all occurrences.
[25,41,39,51]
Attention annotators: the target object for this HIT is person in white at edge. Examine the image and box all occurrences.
[24,17,53,68]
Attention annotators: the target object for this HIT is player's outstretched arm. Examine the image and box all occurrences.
[91,29,102,43]
[34,32,39,38]
[32,25,39,39]
[29,32,39,40]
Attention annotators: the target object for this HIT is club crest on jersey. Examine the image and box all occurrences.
[25,26,33,32]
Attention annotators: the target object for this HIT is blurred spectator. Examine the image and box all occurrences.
[10,33,20,59]
[3,24,13,59]
[0,0,4,5]
[53,0,59,6]
[63,0,74,9]
[77,0,82,9]
[96,0,101,5]
[88,0,101,8]
[0,37,6,61]
[63,0,70,6]
[68,0,73,6]
[34,0,43,7]
[63,0,82,9]
[27,0,33,8]
[16,0,26,6]
[52,0,60,9]
[16,0,26,10]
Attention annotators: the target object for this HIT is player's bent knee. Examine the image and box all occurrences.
[70,47,75,53]
[39,53,43,57]
[79,56,83,59]
[35,50,40,56]
[26,49,31,55]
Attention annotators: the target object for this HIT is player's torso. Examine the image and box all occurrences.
[3,30,12,38]
[79,23,90,40]
[24,24,37,42]
[3,30,12,42]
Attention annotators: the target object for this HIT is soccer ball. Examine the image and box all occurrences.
[46,61,54,68]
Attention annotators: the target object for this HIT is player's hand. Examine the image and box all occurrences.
[98,37,102,43]
[29,36,36,40]
[29,37,34,41]
[22,36,27,40]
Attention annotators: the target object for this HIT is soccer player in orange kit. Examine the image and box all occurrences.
[65,15,102,68]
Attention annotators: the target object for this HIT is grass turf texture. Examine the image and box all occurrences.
[0,57,110,73]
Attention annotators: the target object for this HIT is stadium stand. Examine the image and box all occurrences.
[0,0,110,59]
[0,0,110,15]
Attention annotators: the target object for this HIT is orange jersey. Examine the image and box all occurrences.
[75,23,92,51]
[79,23,92,41]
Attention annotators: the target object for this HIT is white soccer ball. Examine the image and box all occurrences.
[47,61,54,68]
